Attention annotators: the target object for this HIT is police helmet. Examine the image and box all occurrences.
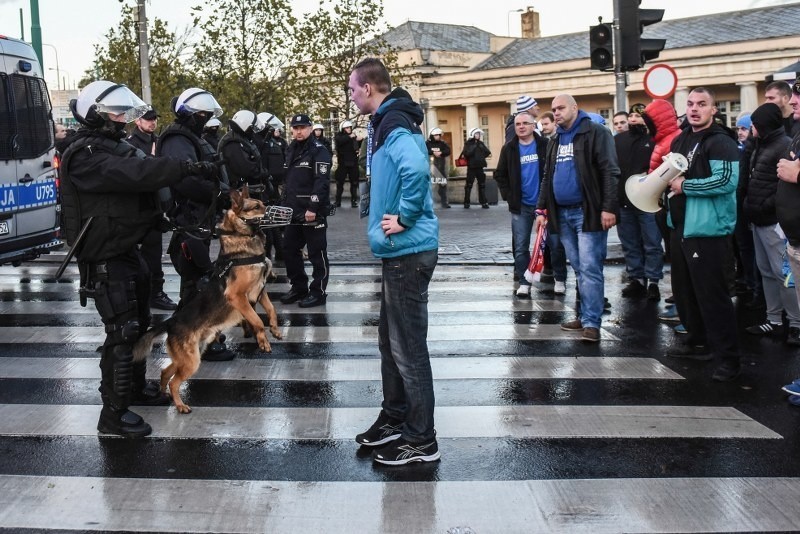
[204,117,222,130]
[258,112,284,131]
[313,123,324,132]
[173,87,223,118]
[230,110,263,134]
[340,120,353,131]
[429,127,443,136]
[468,127,482,139]
[70,80,149,128]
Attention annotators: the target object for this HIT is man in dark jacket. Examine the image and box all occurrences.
[218,110,270,199]
[461,127,492,208]
[614,103,663,300]
[61,80,216,437]
[777,79,800,345]
[535,93,619,343]
[665,87,741,381]
[333,120,360,208]
[426,127,451,208]
[495,110,549,297]
[126,107,178,311]
[280,113,332,308]
[742,103,799,344]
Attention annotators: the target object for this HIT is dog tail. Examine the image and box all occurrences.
[132,320,171,363]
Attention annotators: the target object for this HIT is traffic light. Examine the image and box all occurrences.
[589,23,613,71]
[618,0,665,71]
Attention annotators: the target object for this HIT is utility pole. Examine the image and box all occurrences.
[30,0,42,67]
[612,0,627,113]
[19,9,25,41]
[136,0,152,104]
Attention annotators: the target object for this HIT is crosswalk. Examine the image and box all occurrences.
[0,258,797,533]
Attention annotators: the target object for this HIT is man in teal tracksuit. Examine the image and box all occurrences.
[348,58,441,466]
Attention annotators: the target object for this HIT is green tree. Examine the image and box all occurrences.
[283,0,403,125]
[189,0,296,120]
[84,3,195,122]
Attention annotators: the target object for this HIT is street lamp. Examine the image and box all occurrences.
[507,8,524,36]
[49,68,72,90]
[42,42,60,89]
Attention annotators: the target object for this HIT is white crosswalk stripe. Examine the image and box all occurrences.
[0,262,793,532]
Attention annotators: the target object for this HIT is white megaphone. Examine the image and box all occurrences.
[625,152,689,213]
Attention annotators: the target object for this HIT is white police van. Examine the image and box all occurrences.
[0,35,62,266]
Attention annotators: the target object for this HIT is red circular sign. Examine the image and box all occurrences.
[643,64,678,99]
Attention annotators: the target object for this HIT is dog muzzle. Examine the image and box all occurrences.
[250,205,294,228]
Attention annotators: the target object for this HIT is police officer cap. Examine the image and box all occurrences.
[290,114,313,127]
[141,107,159,120]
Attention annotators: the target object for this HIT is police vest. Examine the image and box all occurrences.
[157,122,229,185]
[218,130,263,187]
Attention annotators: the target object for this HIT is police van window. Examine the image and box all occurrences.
[9,74,53,159]
[0,73,13,161]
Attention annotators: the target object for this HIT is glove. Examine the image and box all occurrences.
[181,160,217,179]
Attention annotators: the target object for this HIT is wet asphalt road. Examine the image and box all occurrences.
[2,199,800,532]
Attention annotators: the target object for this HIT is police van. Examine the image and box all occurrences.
[0,35,62,266]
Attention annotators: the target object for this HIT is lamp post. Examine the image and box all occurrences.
[507,8,524,36]
[42,42,60,89]
[49,68,72,91]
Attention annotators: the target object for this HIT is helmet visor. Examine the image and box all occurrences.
[180,91,223,118]
[94,85,149,123]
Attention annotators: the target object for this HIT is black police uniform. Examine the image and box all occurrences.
[60,127,197,437]
[254,128,288,260]
[126,127,175,309]
[281,134,332,304]
[156,122,223,303]
[202,129,221,150]
[334,129,361,207]
[218,127,270,200]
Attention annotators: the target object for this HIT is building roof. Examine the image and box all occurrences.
[380,21,495,53]
[474,3,800,71]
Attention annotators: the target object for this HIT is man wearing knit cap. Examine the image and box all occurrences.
[505,95,540,144]
[736,113,752,151]
[742,102,799,345]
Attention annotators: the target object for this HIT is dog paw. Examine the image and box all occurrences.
[270,327,283,340]
[176,404,192,414]
[259,341,272,353]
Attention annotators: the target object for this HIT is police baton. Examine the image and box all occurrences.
[55,216,94,280]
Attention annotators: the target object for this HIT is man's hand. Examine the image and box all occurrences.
[304,210,316,223]
[778,152,800,184]
[181,160,217,179]
[381,214,404,236]
[534,214,546,234]
[670,176,685,196]
[601,211,616,230]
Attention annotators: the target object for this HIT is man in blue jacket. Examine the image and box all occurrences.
[348,57,440,466]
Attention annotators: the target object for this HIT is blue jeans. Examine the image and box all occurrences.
[617,206,664,282]
[557,207,608,329]
[511,204,537,285]
[379,249,438,442]
[547,232,568,282]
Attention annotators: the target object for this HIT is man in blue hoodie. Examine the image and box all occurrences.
[535,94,620,343]
[348,58,441,466]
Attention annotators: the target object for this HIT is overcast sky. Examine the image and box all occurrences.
[0,0,789,91]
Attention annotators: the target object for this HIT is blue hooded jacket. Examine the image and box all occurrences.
[367,89,439,258]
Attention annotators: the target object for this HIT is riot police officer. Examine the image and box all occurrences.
[202,117,223,149]
[312,123,333,154]
[218,110,271,199]
[60,80,217,437]
[156,87,235,361]
[254,112,288,260]
[333,120,361,207]
[281,114,332,308]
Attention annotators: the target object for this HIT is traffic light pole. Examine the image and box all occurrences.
[136,0,152,104]
[613,0,627,113]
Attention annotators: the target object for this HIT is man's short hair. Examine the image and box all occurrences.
[689,87,716,105]
[540,111,555,122]
[766,80,792,98]
[613,111,629,119]
[352,57,391,94]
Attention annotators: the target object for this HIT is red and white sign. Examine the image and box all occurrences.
[643,63,678,99]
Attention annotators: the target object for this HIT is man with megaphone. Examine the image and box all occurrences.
[664,87,742,382]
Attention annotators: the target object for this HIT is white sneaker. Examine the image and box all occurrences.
[554,281,566,294]
[516,284,531,296]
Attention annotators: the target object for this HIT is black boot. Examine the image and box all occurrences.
[97,345,152,438]
[463,186,472,208]
[478,185,488,208]
[131,360,170,406]
[351,183,359,208]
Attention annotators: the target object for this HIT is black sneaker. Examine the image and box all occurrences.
[745,322,783,336]
[621,280,647,298]
[372,436,440,465]
[647,283,660,301]
[201,341,236,361]
[97,406,152,438]
[150,291,178,310]
[788,327,800,347]
[356,411,403,447]
[666,344,712,361]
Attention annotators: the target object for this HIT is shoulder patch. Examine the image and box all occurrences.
[316,161,330,175]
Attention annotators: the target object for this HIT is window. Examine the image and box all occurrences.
[6,74,53,160]
[598,108,612,121]
[716,100,741,129]
[480,115,490,146]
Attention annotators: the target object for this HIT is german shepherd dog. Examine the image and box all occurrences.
[133,187,282,413]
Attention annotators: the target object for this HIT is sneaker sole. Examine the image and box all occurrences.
[782,385,800,395]
[373,451,441,465]
[355,432,401,447]
[581,335,600,342]
[666,353,713,361]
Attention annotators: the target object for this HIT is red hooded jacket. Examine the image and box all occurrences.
[646,99,680,173]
